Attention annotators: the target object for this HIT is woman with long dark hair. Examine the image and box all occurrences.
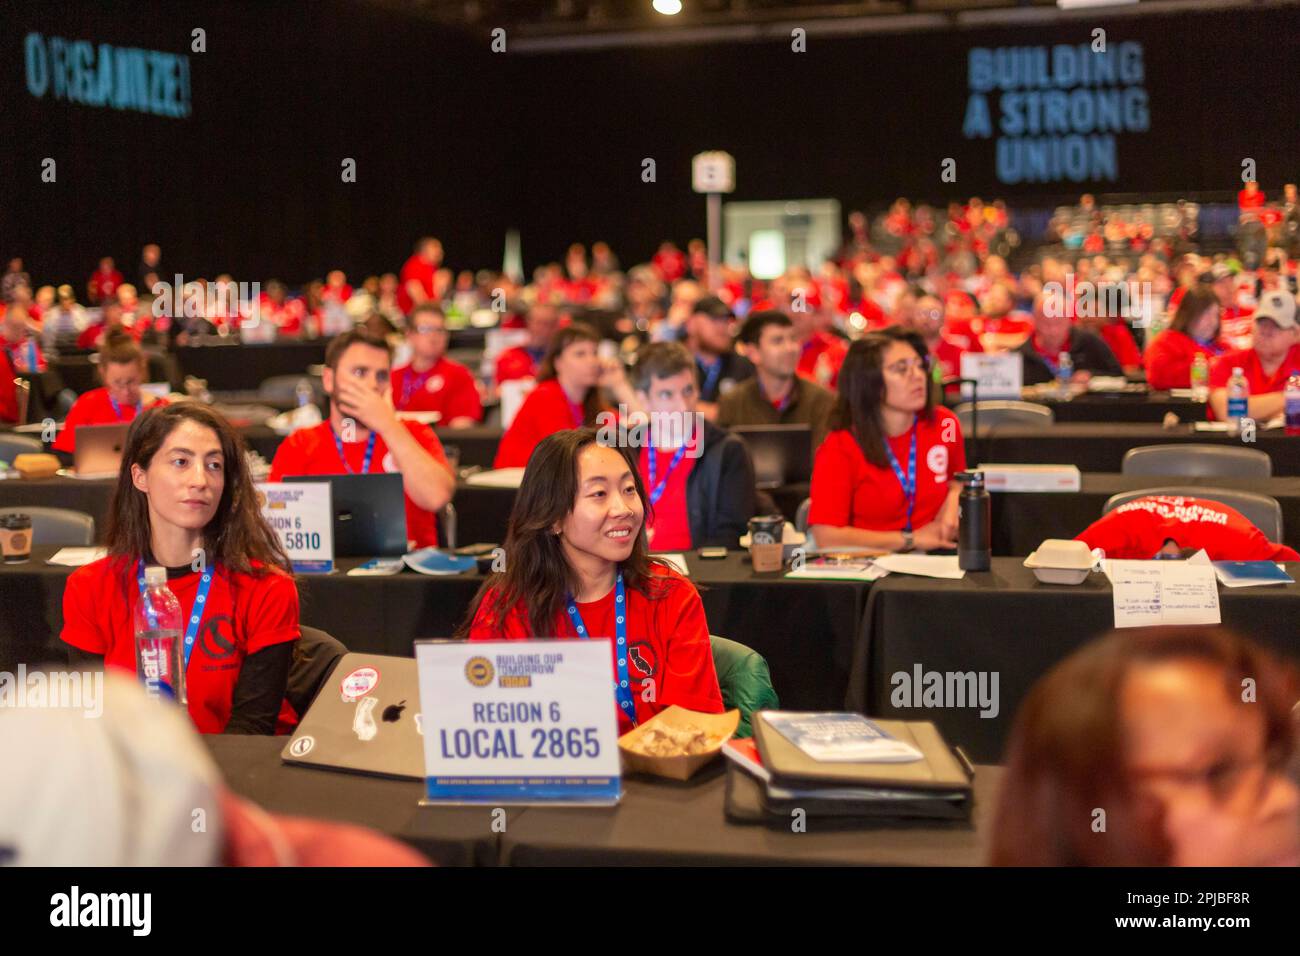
[62,403,300,735]
[461,428,722,732]
[1143,286,1224,390]
[492,322,637,468]
[991,626,1300,866]
[807,327,966,552]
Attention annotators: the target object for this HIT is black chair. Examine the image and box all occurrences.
[0,433,42,464]
[285,626,347,718]
[0,506,95,546]
[1121,444,1272,479]
[1102,487,1283,542]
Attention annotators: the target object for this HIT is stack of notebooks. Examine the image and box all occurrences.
[724,712,974,824]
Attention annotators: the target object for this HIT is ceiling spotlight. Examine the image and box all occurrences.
[653,0,683,15]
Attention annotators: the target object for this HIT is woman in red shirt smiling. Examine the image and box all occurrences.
[461,428,723,733]
[61,403,300,735]
[493,322,636,469]
[808,327,966,552]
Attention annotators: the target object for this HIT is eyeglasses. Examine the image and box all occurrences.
[1131,745,1288,807]
[918,309,943,321]
[883,357,929,377]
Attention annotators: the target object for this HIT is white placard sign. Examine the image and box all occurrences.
[415,639,621,804]
[256,481,334,573]
[1108,559,1221,629]
[959,352,1023,400]
[692,151,735,194]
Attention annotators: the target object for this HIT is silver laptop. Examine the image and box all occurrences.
[73,422,130,478]
[282,653,425,779]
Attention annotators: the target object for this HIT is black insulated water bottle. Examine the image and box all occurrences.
[957,470,990,572]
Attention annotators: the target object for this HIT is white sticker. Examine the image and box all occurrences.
[382,452,398,473]
[341,666,380,702]
[426,374,445,393]
[288,735,315,757]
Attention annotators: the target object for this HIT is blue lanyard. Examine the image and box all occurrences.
[565,570,637,726]
[399,366,433,408]
[27,339,38,372]
[109,395,142,420]
[699,357,723,398]
[136,560,215,669]
[333,428,376,474]
[883,419,918,532]
[646,444,687,506]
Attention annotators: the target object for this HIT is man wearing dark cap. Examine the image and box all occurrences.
[684,296,753,420]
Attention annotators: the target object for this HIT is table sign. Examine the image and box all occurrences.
[255,481,334,573]
[1106,553,1221,628]
[960,353,1023,400]
[415,639,621,804]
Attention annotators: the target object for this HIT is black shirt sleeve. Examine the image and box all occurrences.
[704,436,758,548]
[224,641,294,735]
[1077,331,1124,376]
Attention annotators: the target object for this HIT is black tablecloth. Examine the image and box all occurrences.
[974,422,1300,474]
[991,474,1300,555]
[174,342,328,391]
[848,558,1300,763]
[202,735,502,866]
[2,548,866,711]
[204,735,998,866]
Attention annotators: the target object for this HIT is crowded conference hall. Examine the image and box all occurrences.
[4,0,1300,912]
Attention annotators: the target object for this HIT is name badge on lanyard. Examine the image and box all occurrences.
[565,570,638,726]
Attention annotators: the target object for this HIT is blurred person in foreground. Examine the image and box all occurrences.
[991,626,1300,866]
[0,669,428,866]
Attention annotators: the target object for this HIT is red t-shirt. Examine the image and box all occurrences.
[1218,305,1255,352]
[268,419,449,548]
[1208,344,1300,394]
[0,349,17,423]
[1143,329,1223,390]
[52,389,167,453]
[807,408,966,532]
[493,379,588,469]
[61,556,301,733]
[1099,321,1142,370]
[495,345,545,385]
[1076,496,1299,561]
[397,255,436,315]
[2,335,46,374]
[931,332,983,381]
[1238,188,1266,211]
[88,269,124,304]
[797,331,848,390]
[391,357,483,422]
[467,564,724,734]
[638,444,697,551]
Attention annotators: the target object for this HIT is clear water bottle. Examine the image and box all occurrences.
[294,377,313,408]
[1190,352,1209,403]
[1226,366,1249,434]
[134,566,187,705]
[1056,350,1073,398]
[1286,370,1300,436]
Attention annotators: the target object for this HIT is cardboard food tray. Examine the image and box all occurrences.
[618,706,741,781]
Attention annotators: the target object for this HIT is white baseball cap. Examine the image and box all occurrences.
[1254,290,1298,330]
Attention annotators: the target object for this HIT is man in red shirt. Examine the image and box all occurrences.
[495,302,561,386]
[632,342,756,550]
[396,237,442,315]
[1208,289,1300,422]
[1,304,46,374]
[971,284,1032,352]
[1211,265,1255,351]
[1077,495,1298,561]
[268,329,456,549]
[53,336,165,457]
[906,291,983,383]
[87,257,124,306]
[390,303,483,426]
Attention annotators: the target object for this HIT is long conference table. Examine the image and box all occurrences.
[1,547,869,713]
[205,735,999,866]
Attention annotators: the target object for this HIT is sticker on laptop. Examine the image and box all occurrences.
[341,666,380,702]
[289,735,315,757]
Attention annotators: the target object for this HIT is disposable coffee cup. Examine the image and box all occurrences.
[748,515,785,573]
[0,514,32,564]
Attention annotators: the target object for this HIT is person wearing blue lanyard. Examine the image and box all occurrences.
[459,428,725,733]
[52,333,164,458]
[808,328,966,552]
[61,403,302,735]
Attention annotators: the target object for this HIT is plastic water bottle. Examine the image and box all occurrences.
[1227,367,1249,434]
[134,566,187,705]
[295,377,313,408]
[1056,350,1073,398]
[1286,370,1300,436]
[1190,353,1209,403]
[957,471,991,572]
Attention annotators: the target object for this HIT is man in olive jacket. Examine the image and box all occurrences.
[630,342,756,549]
